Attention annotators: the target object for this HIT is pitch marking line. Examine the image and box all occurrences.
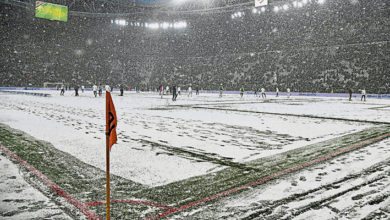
[0,144,101,220]
[85,199,174,211]
[146,132,390,219]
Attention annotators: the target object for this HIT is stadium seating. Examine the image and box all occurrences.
[0,0,389,93]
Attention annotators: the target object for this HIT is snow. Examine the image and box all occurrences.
[173,139,390,219]
[1,90,390,219]
[249,139,390,202]
[293,208,337,220]
[231,97,390,123]
[0,91,387,186]
[0,97,218,186]
[0,153,72,220]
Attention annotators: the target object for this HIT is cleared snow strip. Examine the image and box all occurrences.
[146,133,390,220]
[0,144,101,220]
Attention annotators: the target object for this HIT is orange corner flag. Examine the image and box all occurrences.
[106,91,117,149]
[105,91,117,220]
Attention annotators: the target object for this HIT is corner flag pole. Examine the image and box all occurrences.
[106,133,110,220]
[106,103,111,220]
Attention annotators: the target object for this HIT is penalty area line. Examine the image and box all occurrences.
[145,132,390,220]
[0,144,102,220]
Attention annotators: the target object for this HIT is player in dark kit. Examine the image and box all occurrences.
[119,85,124,96]
[348,88,353,101]
[172,85,177,101]
[74,85,79,96]
[98,85,102,97]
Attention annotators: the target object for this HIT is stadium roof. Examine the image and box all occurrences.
[1,0,290,15]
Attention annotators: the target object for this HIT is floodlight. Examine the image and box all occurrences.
[149,23,159,29]
[172,0,188,5]
[302,0,308,4]
[252,8,257,14]
[75,49,83,56]
[317,0,325,4]
[116,19,126,26]
[293,1,298,7]
[162,22,169,29]
[273,6,280,12]
[174,21,187,28]
[283,4,289,10]
[86,39,93,45]
[261,7,266,12]
[297,2,303,7]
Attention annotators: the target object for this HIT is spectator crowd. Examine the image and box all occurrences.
[1,0,389,93]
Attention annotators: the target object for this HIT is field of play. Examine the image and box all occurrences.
[1,90,390,219]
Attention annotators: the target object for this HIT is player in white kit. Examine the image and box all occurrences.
[188,86,192,97]
[93,85,97,97]
[361,89,366,101]
[261,88,266,99]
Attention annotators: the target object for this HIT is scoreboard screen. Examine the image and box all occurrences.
[35,1,68,22]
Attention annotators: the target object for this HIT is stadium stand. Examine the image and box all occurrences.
[0,0,389,93]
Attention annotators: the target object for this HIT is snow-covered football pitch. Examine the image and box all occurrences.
[1,90,390,219]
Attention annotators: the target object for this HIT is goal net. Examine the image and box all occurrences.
[43,82,64,88]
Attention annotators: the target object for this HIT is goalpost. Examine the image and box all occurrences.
[43,82,64,88]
